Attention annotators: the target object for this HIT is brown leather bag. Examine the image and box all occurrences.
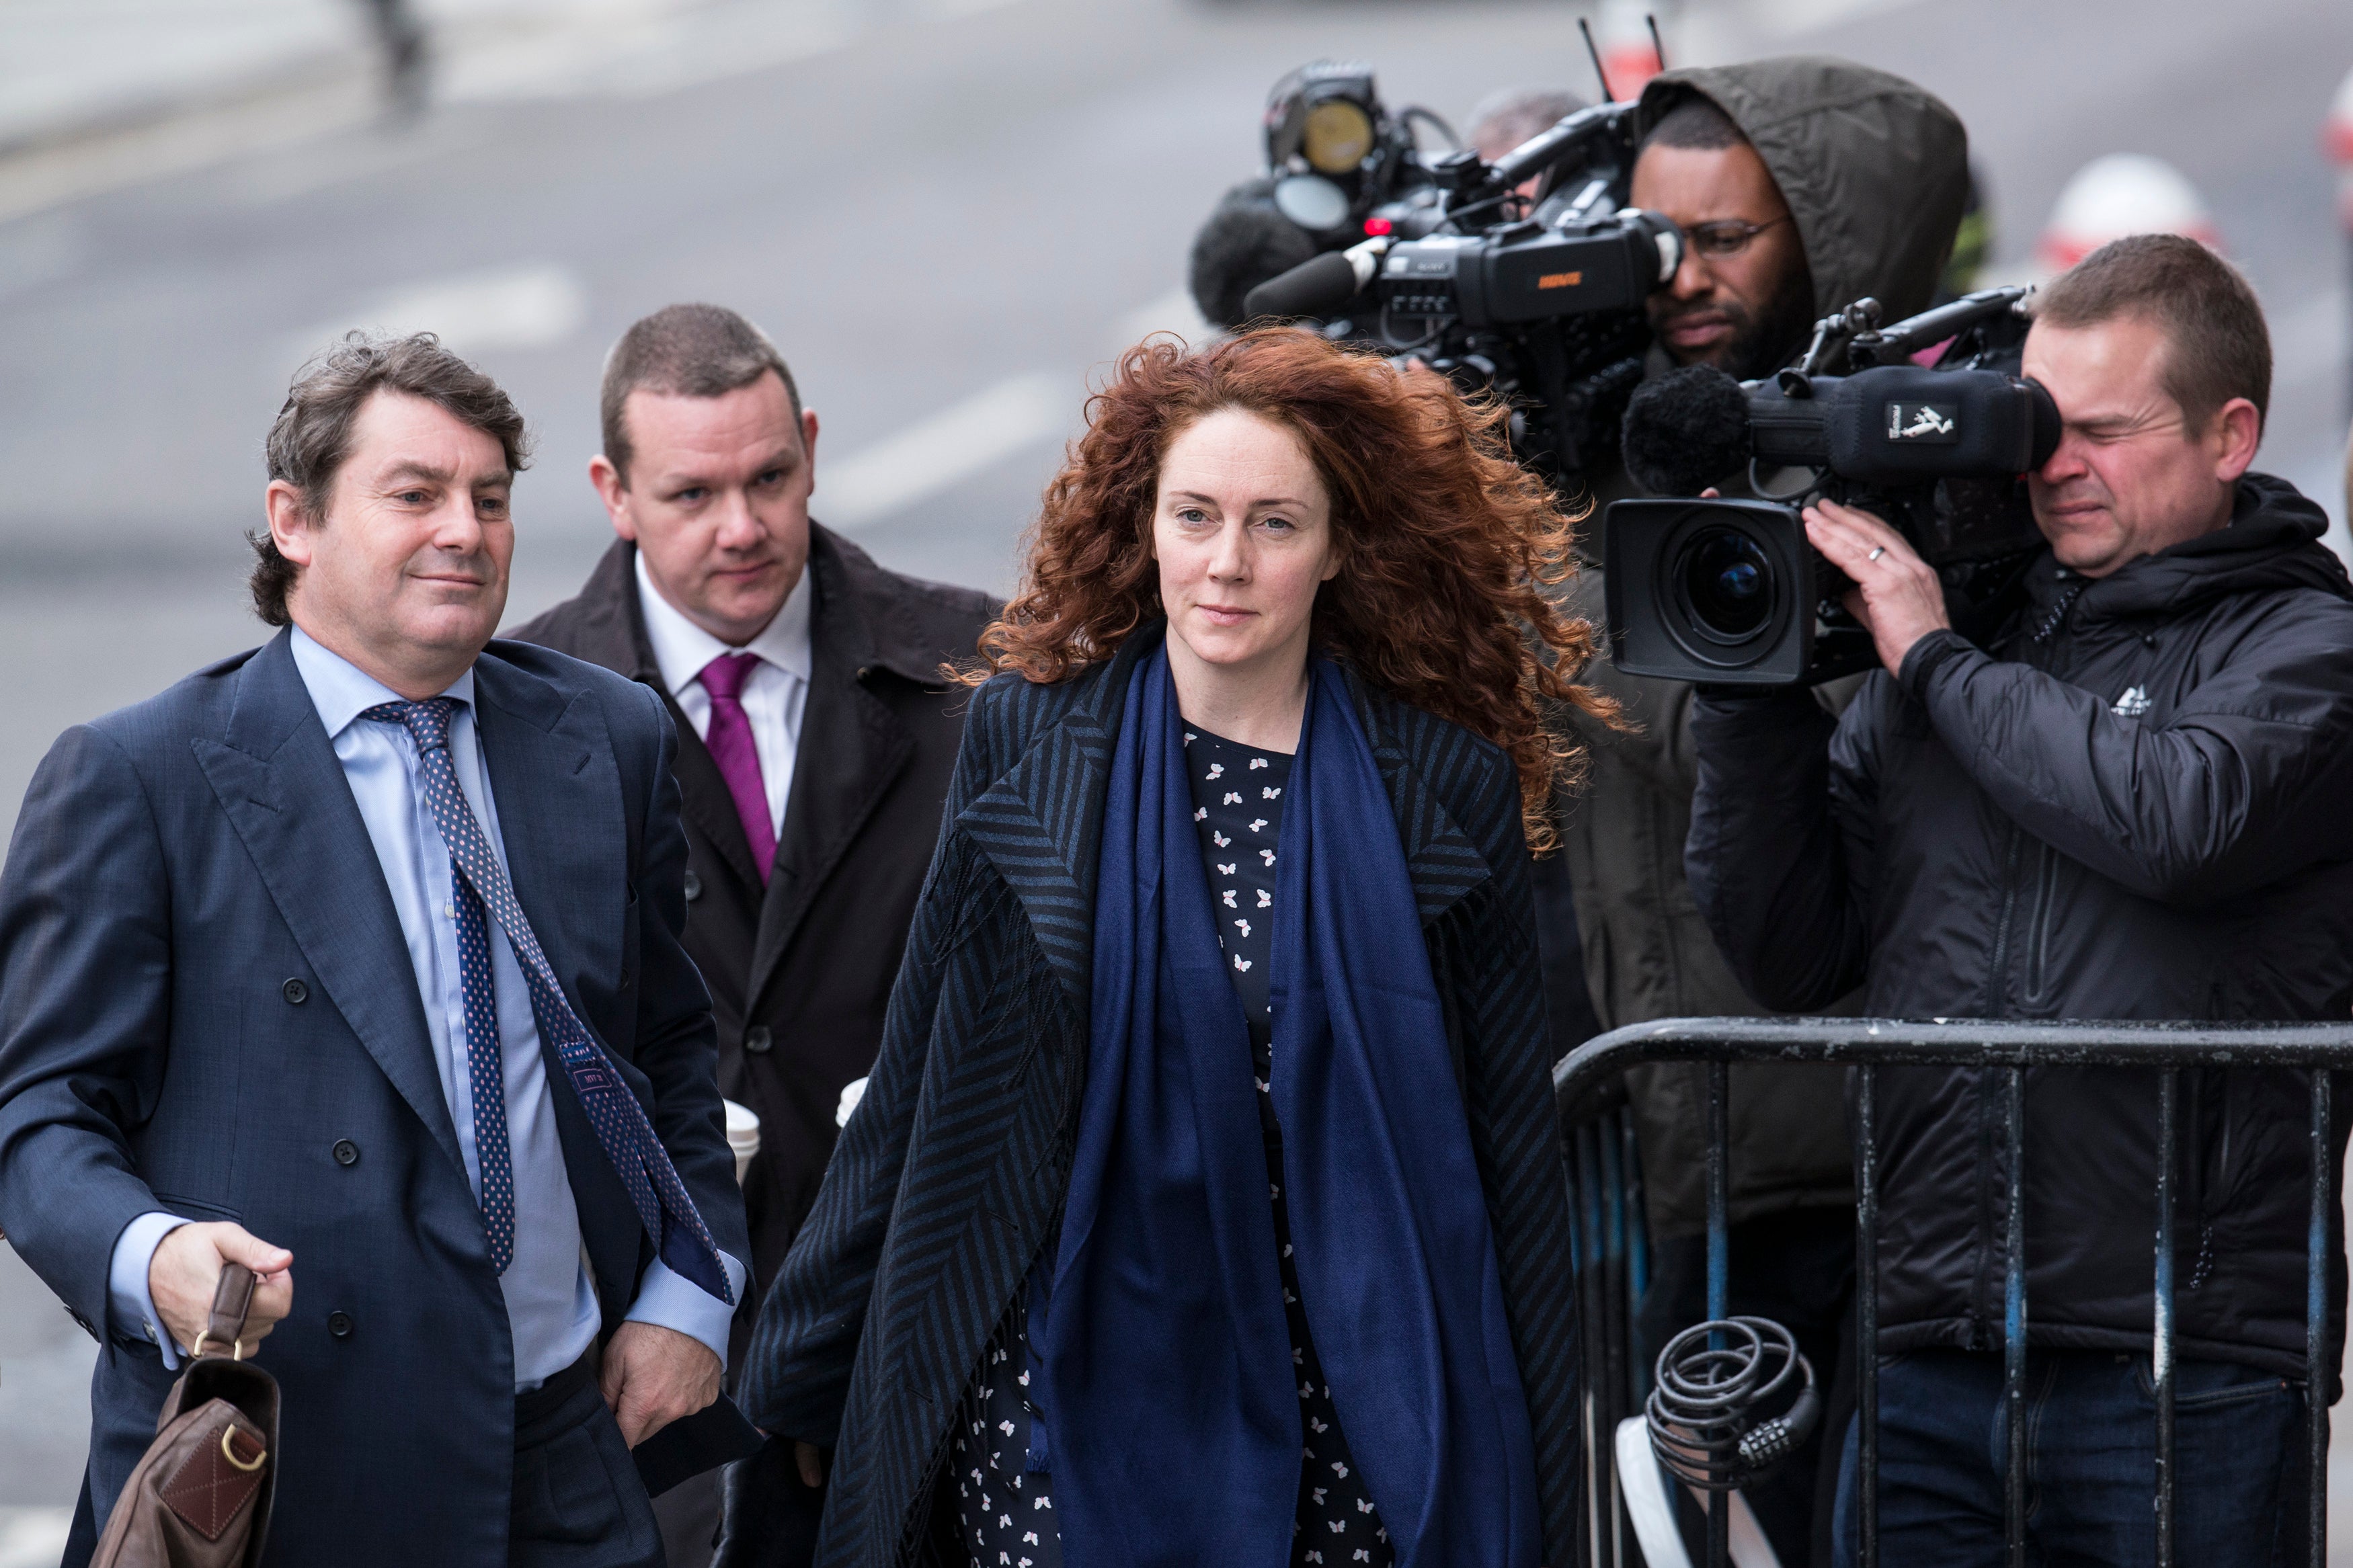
[91,1262,280,1568]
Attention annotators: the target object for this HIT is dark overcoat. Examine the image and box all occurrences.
[738,626,1583,1568]
[0,629,750,1567]
[511,526,998,1290]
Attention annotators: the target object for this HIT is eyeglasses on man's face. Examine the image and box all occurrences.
[1683,215,1794,259]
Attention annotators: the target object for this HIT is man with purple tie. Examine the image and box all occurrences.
[510,304,996,1561]
[0,332,752,1567]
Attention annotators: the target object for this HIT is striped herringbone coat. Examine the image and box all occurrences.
[738,626,1582,1567]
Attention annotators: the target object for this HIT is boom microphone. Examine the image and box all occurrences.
[1189,179,1320,329]
[1621,363,1751,496]
[1240,234,1390,324]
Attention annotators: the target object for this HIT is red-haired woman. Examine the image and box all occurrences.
[736,327,1609,1568]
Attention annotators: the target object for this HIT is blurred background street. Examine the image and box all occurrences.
[2,0,2351,1561]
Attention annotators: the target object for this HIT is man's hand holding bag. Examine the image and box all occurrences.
[92,1261,282,1568]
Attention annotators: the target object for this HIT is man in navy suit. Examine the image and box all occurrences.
[0,332,752,1566]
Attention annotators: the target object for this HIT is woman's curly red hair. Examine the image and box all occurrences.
[965,326,1613,853]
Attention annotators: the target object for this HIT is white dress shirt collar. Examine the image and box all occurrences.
[289,624,475,734]
[633,548,813,698]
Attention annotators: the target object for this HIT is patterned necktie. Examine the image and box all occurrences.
[362,698,735,1305]
[696,653,776,884]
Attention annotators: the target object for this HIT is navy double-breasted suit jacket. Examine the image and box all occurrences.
[0,627,751,1567]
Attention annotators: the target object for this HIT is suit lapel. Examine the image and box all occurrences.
[472,654,643,1289]
[473,656,623,1031]
[956,634,1150,1018]
[194,632,463,1175]
[1347,672,1495,927]
[745,564,914,1014]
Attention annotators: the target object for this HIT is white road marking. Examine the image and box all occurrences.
[821,372,1068,528]
[284,262,586,362]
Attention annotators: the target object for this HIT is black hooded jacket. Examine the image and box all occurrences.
[1552,58,1968,1237]
[1686,476,2353,1379]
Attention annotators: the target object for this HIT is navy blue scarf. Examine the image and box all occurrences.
[1037,643,1539,1568]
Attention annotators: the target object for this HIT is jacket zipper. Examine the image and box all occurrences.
[1972,825,2025,1341]
[1983,826,2024,1020]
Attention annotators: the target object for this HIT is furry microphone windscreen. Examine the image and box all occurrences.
[1620,363,1754,497]
[1189,179,1320,329]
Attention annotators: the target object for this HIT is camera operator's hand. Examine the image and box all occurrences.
[1804,499,1950,675]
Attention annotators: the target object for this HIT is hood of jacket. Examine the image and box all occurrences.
[1638,56,1970,327]
[2063,471,2353,625]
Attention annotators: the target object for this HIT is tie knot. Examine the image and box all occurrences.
[698,652,761,703]
[361,697,459,753]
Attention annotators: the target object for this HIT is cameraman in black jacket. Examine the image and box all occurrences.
[1687,235,2353,1562]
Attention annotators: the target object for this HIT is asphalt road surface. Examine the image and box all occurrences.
[3,0,2352,1554]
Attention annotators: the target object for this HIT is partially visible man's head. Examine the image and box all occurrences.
[257,333,530,695]
[592,303,816,648]
[1468,86,1588,204]
[1466,85,1586,164]
[1630,95,1814,380]
[2024,234,2268,577]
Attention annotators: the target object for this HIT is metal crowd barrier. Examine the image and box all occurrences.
[1553,1017,2353,1568]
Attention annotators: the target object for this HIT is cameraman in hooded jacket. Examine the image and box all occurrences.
[1685,234,2353,1561]
[1541,58,1966,1565]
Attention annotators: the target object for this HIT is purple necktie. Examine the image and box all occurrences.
[698,653,776,883]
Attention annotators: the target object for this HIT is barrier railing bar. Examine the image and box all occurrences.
[2002,1065,2027,1568]
[1581,1117,1630,1567]
[1568,1121,1604,1568]
[1622,1111,1652,1409]
[1554,1018,2353,1568]
[1706,1061,1730,1324]
[2309,1068,2330,1568]
[1705,1060,1730,1568]
[2153,1069,2176,1567]
[1857,1064,1881,1567]
[1554,1019,2353,1094]
[1599,1118,1631,1448]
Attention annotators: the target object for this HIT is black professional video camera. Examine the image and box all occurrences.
[1604,287,2059,686]
[1234,99,1681,485]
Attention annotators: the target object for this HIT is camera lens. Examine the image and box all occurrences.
[1675,526,1775,643]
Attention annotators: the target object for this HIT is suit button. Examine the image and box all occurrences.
[332,1139,360,1167]
[282,978,309,1005]
[743,1025,773,1055]
[683,870,703,902]
[327,1311,354,1338]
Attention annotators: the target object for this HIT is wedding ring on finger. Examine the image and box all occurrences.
[1866,546,1887,563]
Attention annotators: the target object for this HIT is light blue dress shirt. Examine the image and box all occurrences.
[108,628,744,1386]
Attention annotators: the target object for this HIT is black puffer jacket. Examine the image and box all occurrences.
[1686,475,2353,1382]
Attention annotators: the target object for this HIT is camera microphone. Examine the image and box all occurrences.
[1621,364,1752,497]
[1189,180,1321,330]
[1622,361,2061,498]
[1240,235,1391,325]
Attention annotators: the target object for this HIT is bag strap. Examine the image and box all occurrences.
[192,1263,257,1361]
